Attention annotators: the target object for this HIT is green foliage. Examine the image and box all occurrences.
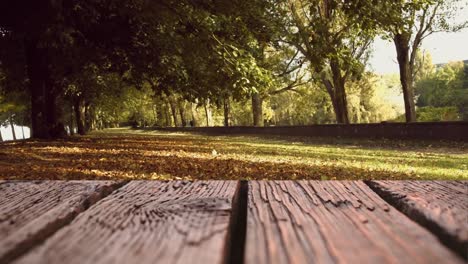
[347,73,401,123]
[121,86,156,127]
[395,106,460,122]
[0,0,466,137]
[0,62,29,127]
[270,0,380,123]
[415,60,467,120]
[375,0,467,38]
[0,89,29,127]
[229,99,254,125]
[414,50,435,83]
[417,106,460,121]
[270,85,334,125]
[284,0,376,72]
[371,0,467,122]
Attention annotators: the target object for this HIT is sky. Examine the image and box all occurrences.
[369,29,468,74]
[369,1,468,74]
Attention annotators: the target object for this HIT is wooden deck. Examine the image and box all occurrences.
[0,180,466,263]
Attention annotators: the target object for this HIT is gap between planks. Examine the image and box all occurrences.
[224,181,248,264]
[366,180,468,260]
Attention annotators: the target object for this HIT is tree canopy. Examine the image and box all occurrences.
[0,0,466,139]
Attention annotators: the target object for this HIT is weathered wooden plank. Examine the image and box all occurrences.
[367,180,468,257]
[14,181,238,264]
[245,181,464,264]
[0,180,123,263]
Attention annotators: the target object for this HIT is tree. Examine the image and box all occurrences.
[277,0,376,124]
[249,44,311,127]
[270,82,334,125]
[0,0,167,138]
[135,0,276,127]
[347,73,401,123]
[378,0,467,122]
[413,50,435,82]
[415,60,467,120]
[0,89,29,140]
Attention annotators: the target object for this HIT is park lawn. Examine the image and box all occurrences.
[0,128,466,180]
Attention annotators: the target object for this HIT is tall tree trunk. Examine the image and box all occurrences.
[164,102,172,127]
[322,78,341,123]
[331,78,349,124]
[45,74,62,136]
[69,105,75,135]
[178,101,187,127]
[84,103,95,132]
[168,96,179,127]
[330,59,350,124]
[204,99,213,126]
[21,126,25,139]
[252,93,263,126]
[190,102,199,127]
[151,104,159,126]
[74,97,86,135]
[25,38,48,138]
[321,74,350,124]
[9,115,17,140]
[25,38,64,138]
[223,96,230,127]
[156,103,164,126]
[394,33,416,122]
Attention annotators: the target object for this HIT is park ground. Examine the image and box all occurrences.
[0,128,466,180]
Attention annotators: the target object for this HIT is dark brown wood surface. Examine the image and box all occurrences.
[368,180,468,257]
[244,181,463,264]
[14,181,238,264]
[2,180,466,264]
[0,181,122,263]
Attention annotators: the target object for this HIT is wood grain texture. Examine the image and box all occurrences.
[367,180,468,257]
[245,181,463,264]
[0,180,122,263]
[14,181,238,264]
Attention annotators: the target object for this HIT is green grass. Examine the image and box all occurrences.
[1,128,466,180]
[99,128,468,180]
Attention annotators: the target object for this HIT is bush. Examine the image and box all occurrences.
[392,106,460,122]
[416,106,460,121]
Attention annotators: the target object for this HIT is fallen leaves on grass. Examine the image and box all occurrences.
[0,131,466,180]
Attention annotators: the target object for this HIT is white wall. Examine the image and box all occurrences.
[0,125,31,141]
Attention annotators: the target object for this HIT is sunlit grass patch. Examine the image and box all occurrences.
[0,128,466,180]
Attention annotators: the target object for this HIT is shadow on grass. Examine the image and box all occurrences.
[1,133,466,180]
[134,128,468,154]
